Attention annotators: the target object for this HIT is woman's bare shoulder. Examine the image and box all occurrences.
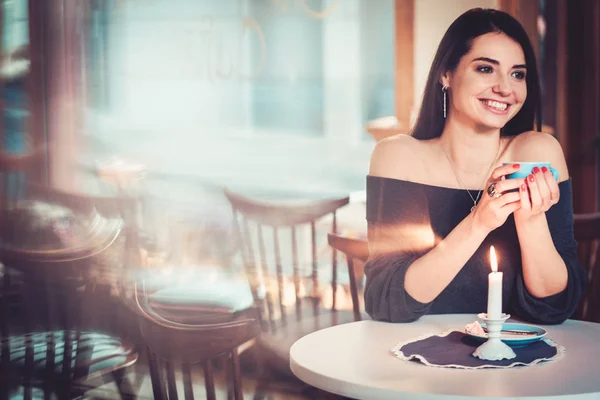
[506,131,569,180]
[369,134,428,180]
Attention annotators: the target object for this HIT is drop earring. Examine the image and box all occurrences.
[442,85,448,119]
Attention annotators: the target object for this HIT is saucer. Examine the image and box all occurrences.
[465,322,547,348]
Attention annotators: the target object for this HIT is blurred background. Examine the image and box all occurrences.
[2,0,599,211]
[0,0,598,399]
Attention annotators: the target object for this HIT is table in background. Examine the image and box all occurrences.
[290,314,600,400]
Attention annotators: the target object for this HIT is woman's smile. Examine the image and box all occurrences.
[479,99,511,114]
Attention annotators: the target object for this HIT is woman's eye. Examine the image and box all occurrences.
[477,65,493,73]
[512,70,527,80]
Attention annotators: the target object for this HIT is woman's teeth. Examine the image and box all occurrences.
[481,100,508,111]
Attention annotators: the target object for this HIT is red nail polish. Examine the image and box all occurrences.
[532,167,541,174]
[528,174,535,182]
[513,163,520,168]
[541,166,548,173]
[521,184,527,191]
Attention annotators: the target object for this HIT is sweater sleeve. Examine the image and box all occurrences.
[363,176,435,322]
[511,179,587,324]
[364,247,432,322]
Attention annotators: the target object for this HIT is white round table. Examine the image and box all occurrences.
[290,314,600,399]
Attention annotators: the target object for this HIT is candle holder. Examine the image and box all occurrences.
[472,313,516,361]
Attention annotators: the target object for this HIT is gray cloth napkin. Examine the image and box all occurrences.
[392,330,564,369]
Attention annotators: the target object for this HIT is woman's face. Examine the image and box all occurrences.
[443,32,528,131]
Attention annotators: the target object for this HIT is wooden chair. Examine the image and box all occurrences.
[0,150,43,372]
[327,233,369,321]
[142,275,258,326]
[0,184,140,399]
[130,211,257,327]
[12,183,141,305]
[224,188,352,374]
[135,281,260,400]
[574,212,600,323]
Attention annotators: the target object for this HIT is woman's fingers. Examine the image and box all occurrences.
[488,178,523,195]
[502,200,522,214]
[532,167,551,208]
[489,163,520,182]
[497,191,521,206]
[540,166,560,205]
[526,174,542,211]
[518,181,531,211]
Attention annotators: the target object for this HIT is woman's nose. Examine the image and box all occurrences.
[493,76,512,96]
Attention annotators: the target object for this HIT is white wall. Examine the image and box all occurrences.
[413,0,500,114]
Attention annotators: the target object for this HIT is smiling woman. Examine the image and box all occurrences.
[442,33,528,132]
[364,8,586,325]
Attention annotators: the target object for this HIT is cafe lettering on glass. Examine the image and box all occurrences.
[113,0,341,81]
[487,246,503,319]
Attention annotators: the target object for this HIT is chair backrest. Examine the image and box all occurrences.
[574,212,600,323]
[224,188,349,331]
[0,184,141,336]
[327,233,369,321]
[135,282,259,400]
[26,183,137,219]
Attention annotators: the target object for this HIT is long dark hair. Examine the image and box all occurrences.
[411,8,542,140]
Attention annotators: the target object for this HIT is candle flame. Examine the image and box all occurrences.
[490,246,498,272]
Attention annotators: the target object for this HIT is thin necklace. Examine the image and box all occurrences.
[440,138,501,212]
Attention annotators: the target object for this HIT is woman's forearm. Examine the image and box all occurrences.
[515,214,568,297]
[404,213,489,303]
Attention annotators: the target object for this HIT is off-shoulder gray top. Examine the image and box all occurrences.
[364,176,586,324]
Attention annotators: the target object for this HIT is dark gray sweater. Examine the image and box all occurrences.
[364,176,586,324]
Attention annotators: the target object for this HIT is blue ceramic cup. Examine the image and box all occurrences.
[503,162,559,181]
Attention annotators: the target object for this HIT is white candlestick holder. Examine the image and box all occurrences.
[472,313,516,361]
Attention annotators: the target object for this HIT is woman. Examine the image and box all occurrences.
[364,8,586,324]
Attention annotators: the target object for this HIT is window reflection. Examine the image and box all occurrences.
[74,0,393,199]
[1,0,29,155]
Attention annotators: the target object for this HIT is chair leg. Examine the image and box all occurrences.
[224,354,233,400]
[129,357,147,393]
[250,342,269,400]
[252,369,270,400]
[165,361,179,400]
[203,359,216,400]
[147,347,167,400]
[182,363,194,400]
[112,367,137,400]
[231,350,243,400]
[0,341,10,400]
[23,381,32,400]
[43,332,57,398]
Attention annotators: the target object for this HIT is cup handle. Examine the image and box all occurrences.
[549,167,559,181]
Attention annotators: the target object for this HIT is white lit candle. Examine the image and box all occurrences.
[487,246,503,320]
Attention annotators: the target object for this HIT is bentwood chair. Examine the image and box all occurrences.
[224,188,352,375]
[0,184,140,399]
[574,212,600,323]
[135,282,260,400]
[327,233,370,321]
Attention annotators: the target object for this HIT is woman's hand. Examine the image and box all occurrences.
[514,166,560,223]
[472,163,523,233]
